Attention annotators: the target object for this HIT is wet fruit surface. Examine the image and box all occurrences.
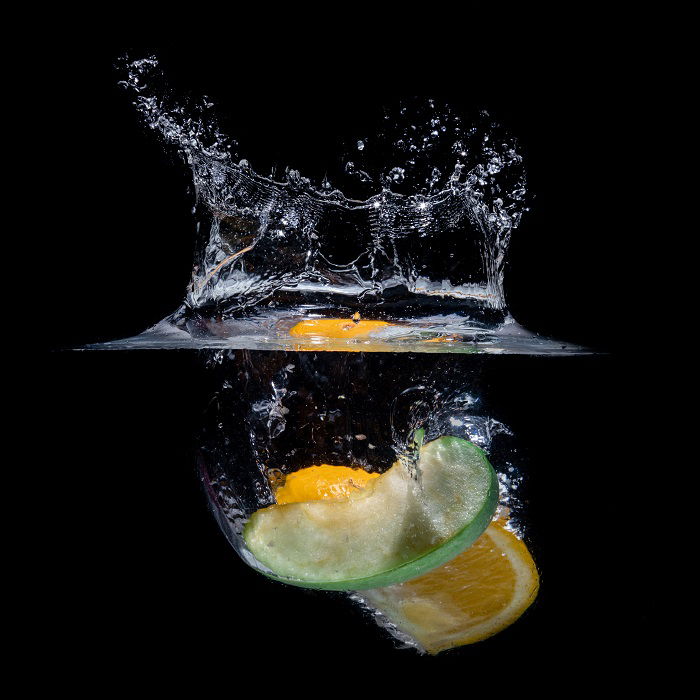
[275,465,380,505]
[359,522,539,654]
[288,318,393,339]
[243,437,498,590]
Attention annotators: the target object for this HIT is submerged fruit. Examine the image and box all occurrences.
[243,437,499,590]
[275,465,380,505]
[359,522,539,654]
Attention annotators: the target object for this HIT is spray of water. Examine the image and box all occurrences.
[92,54,580,355]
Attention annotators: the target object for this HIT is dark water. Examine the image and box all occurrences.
[41,349,653,670]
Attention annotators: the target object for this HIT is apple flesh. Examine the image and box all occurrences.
[243,437,499,590]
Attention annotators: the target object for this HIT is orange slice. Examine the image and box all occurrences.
[359,522,539,654]
[288,318,392,339]
[274,464,379,505]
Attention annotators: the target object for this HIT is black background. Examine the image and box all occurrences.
[33,46,656,686]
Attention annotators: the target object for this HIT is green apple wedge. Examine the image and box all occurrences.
[243,436,499,590]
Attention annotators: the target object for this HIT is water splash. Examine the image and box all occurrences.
[85,54,580,354]
[118,55,235,162]
[91,56,587,653]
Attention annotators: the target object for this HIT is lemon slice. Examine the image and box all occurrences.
[359,522,539,654]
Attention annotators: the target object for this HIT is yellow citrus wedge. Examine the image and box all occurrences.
[275,465,380,505]
[359,522,539,654]
[288,318,392,339]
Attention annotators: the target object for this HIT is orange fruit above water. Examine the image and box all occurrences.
[274,464,380,505]
[359,522,539,654]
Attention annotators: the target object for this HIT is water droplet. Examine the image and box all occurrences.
[388,167,405,183]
